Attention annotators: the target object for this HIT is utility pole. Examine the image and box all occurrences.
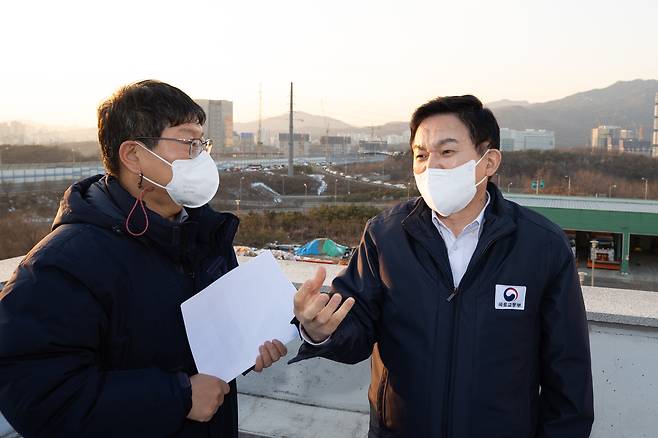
[288,82,294,177]
[257,82,263,156]
[321,98,330,161]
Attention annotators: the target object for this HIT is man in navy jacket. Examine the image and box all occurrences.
[0,80,287,437]
[292,95,594,437]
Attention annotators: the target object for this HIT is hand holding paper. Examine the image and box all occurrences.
[254,340,288,372]
[181,251,298,382]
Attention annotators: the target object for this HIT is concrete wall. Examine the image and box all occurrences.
[1,257,657,437]
[235,320,658,438]
[589,322,657,438]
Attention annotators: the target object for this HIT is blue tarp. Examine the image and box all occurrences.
[294,238,349,257]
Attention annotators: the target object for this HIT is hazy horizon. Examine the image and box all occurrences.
[2,0,656,128]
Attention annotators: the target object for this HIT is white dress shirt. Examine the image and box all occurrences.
[432,193,490,287]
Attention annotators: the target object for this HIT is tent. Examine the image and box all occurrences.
[294,238,349,258]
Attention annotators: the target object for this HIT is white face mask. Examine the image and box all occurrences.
[414,150,489,217]
[138,144,220,208]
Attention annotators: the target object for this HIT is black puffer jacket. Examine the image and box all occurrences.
[0,174,240,437]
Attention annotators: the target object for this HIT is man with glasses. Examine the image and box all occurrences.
[0,80,287,437]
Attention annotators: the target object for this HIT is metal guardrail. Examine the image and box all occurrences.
[0,155,388,185]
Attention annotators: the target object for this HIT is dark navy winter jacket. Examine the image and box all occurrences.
[0,175,240,437]
[291,183,594,438]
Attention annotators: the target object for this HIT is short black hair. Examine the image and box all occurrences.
[409,95,500,155]
[97,80,206,175]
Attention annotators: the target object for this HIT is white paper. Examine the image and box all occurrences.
[181,251,299,381]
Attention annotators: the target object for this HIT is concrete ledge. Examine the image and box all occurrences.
[3,255,658,328]
[238,393,369,438]
[583,287,658,327]
[238,339,370,414]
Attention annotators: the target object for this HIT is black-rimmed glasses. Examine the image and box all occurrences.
[135,137,213,158]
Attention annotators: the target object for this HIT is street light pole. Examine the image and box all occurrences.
[239,176,244,202]
[303,183,307,203]
[609,184,616,198]
[334,179,338,204]
[507,182,513,193]
[590,240,598,287]
[564,175,571,196]
[641,177,648,200]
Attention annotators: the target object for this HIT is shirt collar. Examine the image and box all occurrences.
[432,192,491,236]
[174,208,189,223]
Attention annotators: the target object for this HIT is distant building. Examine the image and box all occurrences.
[591,126,622,152]
[619,129,636,140]
[359,140,388,153]
[240,132,255,147]
[592,112,658,157]
[620,138,653,156]
[279,133,311,155]
[320,136,352,155]
[194,99,233,154]
[500,128,555,151]
[385,132,411,145]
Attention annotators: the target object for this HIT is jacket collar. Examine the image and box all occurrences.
[99,175,239,263]
[401,182,516,290]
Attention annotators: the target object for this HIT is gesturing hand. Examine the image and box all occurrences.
[293,267,355,343]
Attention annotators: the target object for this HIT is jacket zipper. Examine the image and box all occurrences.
[442,239,497,438]
[442,286,459,438]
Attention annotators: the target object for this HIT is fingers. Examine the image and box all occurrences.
[301,293,330,322]
[263,341,281,362]
[294,267,327,306]
[254,354,264,372]
[314,293,343,325]
[324,297,355,333]
[272,339,288,356]
[258,344,274,368]
[254,340,287,373]
[312,266,327,288]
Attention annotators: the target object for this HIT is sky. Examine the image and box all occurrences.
[1,0,656,128]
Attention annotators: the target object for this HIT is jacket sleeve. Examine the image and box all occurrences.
[290,220,384,365]
[536,237,594,438]
[0,259,191,438]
